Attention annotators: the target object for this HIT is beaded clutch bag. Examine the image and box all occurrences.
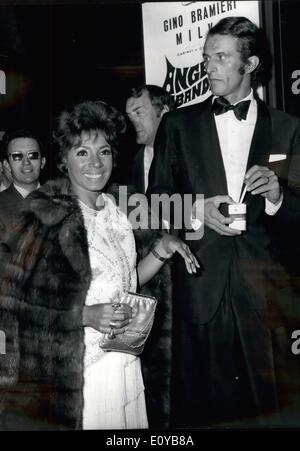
[100,291,157,356]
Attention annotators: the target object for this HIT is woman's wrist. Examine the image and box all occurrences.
[152,238,173,261]
[151,247,169,262]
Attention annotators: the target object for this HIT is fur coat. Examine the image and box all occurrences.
[0,178,172,430]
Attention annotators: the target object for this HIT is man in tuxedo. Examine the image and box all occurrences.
[148,17,300,427]
[0,129,46,241]
[126,85,175,193]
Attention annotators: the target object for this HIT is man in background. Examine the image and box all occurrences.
[126,84,175,193]
[0,129,46,241]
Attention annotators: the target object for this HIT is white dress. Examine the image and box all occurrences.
[80,194,148,430]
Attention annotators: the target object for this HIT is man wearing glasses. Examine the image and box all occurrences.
[0,129,46,241]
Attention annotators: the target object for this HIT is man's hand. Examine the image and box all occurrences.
[245,165,281,204]
[204,195,241,236]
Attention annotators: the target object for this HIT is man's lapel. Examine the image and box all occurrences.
[139,146,146,193]
[246,99,272,170]
[6,183,25,204]
[197,98,228,197]
[244,99,272,204]
[132,146,146,193]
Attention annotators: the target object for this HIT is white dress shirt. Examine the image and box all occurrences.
[13,182,40,199]
[214,90,256,203]
[143,145,154,192]
[0,182,7,192]
[213,90,282,215]
[191,90,282,230]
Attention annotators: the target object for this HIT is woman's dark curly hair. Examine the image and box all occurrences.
[53,100,126,172]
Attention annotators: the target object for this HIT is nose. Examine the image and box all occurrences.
[205,59,216,75]
[89,152,103,168]
[22,154,31,165]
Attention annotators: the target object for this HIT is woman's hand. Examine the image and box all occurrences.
[138,233,200,286]
[83,302,132,335]
[155,234,200,274]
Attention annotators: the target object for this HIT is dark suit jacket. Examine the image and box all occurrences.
[148,96,300,326]
[0,184,27,241]
[129,146,146,194]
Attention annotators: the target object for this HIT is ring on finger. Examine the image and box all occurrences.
[112,302,121,311]
[108,326,116,339]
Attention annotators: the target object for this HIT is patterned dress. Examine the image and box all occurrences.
[80,194,148,430]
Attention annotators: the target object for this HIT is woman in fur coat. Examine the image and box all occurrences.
[0,100,198,430]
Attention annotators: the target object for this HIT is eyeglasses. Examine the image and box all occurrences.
[8,151,41,162]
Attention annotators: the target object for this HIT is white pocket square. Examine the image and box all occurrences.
[269,154,287,162]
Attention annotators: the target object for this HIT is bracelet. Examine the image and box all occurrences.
[151,248,169,262]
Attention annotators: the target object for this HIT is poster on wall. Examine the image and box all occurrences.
[142,1,261,107]
[0,66,6,138]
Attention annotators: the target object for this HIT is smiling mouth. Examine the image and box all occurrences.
[84,173,104,179]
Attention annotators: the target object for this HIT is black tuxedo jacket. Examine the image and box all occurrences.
[129,146,146,194]
[0,184,27,241]
[148,96,300,325]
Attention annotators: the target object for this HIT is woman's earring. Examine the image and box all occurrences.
[59,162,68,174]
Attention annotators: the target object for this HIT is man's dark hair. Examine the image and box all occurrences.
[208,16,272,86]
[130,85,175,116]
[1,129,44,158]
[53,100,126,172]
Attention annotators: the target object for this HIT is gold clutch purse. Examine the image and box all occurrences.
[100,291,157,356]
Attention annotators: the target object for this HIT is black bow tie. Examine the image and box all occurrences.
[212,97,251,121]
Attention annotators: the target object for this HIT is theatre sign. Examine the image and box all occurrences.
[142,1,261,107]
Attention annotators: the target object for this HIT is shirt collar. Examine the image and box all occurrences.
[212,89,256,124]
[13,182,40,199]
[212,89,254,105]
[144,145,154,152]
